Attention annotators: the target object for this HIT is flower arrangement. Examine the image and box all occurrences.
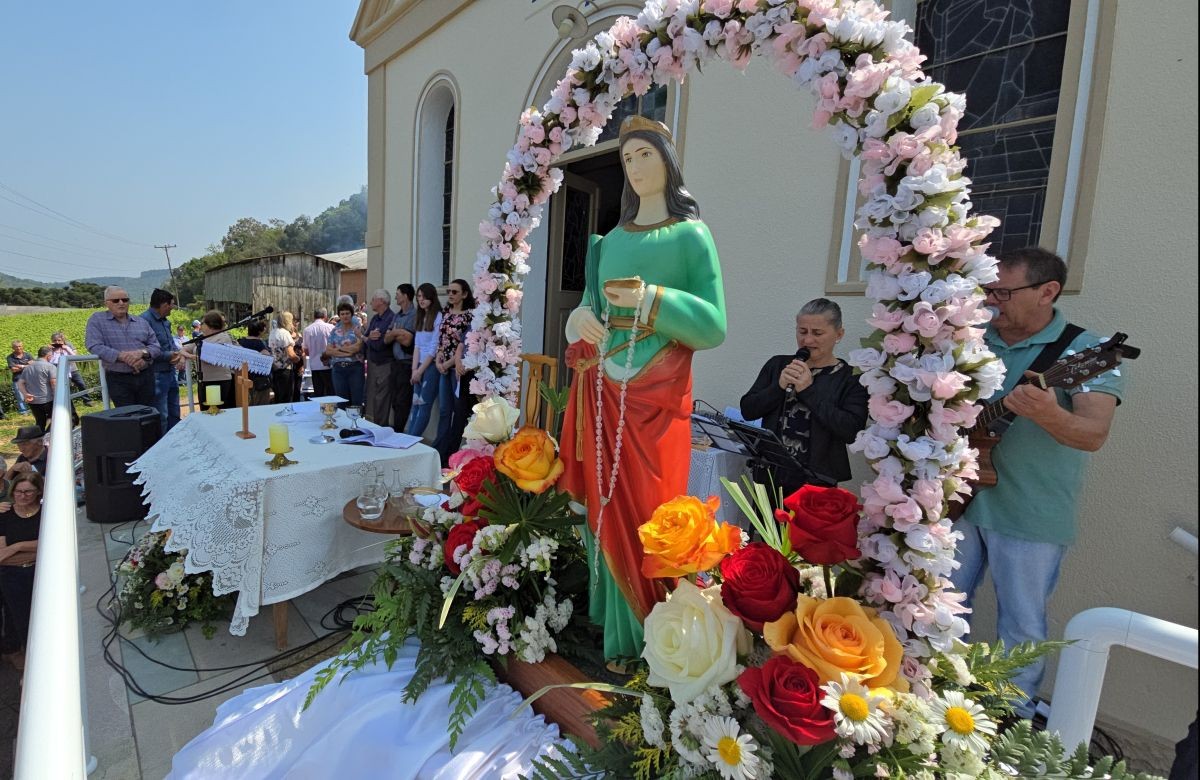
[463,0,1000,695]
[307,397,589,748]
[115,530,235,640]
[531,484,1160,780]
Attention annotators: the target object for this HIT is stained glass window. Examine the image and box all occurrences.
[915,0,1071,253]
[598,84,669,144]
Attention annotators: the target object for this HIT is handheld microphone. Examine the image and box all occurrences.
[251,305,275,320]
[784,347,811,400]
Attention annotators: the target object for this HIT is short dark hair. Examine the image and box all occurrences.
[149,288,175,308]
[247,319,267,337]
[36,345,52,358]
[396,283,415,300]
[336,301,354,315]
[998,247,1067,302]
[201,310,226,330]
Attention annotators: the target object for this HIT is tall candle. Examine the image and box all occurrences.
[268,424,290,453]
[205,385,221,406]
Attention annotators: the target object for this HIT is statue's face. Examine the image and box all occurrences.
[621,138,667,199]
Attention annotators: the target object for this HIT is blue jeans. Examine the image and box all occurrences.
[951,522,1067,718]
[12,380,28,413]
[152,370,181,433]
[331,362,364,408]
[406,366,439,437]
[431,370,457,458]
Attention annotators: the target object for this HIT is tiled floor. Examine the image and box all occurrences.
[75,507,377,780]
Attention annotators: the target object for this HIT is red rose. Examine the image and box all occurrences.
[718,542,800,632]
[455,456,497,498]
[460,497,483,519]
[737,655,836,746]
[443,519,486,575]
[775,484,861,566]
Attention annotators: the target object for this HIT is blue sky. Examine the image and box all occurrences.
[0,1,366,283]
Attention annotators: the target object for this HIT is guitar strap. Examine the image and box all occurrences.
[1027,322,1085,378]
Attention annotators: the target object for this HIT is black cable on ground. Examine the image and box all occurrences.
[94,581,370,706]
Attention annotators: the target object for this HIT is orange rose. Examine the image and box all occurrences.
[638,495,742,579]
[763,595,908,692]
[493,426,565,493]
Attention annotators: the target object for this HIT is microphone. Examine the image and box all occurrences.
[784,347,811,400]
[250,305,274,320]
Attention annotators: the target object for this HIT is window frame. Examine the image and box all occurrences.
[826,0,1112,295]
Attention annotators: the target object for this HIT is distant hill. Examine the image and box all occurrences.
[0,268,171,299]
[0,272,59,289]
[77,269,172,299]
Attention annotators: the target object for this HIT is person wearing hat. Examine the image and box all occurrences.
[5,426,46,482]
[191,319,202,340]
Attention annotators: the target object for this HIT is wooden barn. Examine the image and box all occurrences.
[204,252,342,326]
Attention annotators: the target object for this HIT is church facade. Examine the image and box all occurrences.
[350,0,1198,750]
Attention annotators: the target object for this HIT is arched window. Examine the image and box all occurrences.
[413,77,458,287]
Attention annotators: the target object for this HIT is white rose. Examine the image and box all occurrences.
[874,77,913,116]
[909,102,941,130]
[642,581,750,706]
[463,396,519,443]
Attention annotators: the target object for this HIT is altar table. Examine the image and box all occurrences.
[130,403,441,639]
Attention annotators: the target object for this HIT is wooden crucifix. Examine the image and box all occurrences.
[235,362,256,439]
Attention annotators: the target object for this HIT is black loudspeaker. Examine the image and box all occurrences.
[82,405,161,523]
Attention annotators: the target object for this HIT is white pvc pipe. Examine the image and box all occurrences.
[14,358,90,778]
[1047,607,1199,751]
[1169,526,1198,556]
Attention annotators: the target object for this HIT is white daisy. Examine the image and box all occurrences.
[700,715,762,780]
[930,690,997,754]
[821,675,892,745]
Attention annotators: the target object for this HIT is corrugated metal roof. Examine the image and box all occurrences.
[317,249,368,271]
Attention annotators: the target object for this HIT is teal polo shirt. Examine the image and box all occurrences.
[963,309,1127,546]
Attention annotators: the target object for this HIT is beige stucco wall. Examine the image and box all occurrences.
[360,0,1198,743]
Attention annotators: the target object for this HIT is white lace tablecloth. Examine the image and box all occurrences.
[130,404,441,635]
[688,445,751,527]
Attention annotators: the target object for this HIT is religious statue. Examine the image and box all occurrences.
[559,115,727,661]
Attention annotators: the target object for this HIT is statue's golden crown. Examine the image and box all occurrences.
[618,115,673,144]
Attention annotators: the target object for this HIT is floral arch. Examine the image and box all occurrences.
[462,0,1002,689]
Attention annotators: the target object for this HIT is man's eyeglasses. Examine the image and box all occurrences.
[107,297,130,303]
[983,282,1045,302]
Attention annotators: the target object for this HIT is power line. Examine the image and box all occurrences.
[0,229,159,266]
[0,246,132,274]
[0,180,155,248]
[155,243,177,289]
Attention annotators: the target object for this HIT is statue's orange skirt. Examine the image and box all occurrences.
[560,340,693,621]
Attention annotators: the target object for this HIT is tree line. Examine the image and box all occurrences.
[0,280,107,308]
[172,187,368,306]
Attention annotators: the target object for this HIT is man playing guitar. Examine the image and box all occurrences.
[951,247,1127,723]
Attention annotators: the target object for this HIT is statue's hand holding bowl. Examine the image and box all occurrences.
[603,276,645,308]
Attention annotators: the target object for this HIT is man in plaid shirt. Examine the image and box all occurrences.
[84,286,161,409]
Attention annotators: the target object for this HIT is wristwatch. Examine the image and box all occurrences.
[142,349,152,361]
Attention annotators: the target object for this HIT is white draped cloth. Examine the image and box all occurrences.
[167,640,568,779]
[129,403,441,635]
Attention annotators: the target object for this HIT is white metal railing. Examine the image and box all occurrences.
[1046,527,1200,750]
[14,355,99,777]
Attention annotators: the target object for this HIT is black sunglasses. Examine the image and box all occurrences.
[107,297,130,303]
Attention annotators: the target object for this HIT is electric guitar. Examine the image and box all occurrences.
[950,332,1140,518]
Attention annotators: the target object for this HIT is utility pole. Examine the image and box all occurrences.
[155,243,177,290]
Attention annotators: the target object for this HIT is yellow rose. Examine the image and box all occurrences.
[638,495,742,579]
[763,595,908,692]
[493,426,565,493]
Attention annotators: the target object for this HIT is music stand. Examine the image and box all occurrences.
[690,405,837,489]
